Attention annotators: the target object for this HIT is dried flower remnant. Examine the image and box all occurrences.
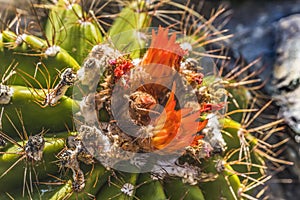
[151,160,204,185]
[129,90,157,126]
[25,135,45,162]
[44,68,77,106]
[109,56,134,80]
[83,27,224,158]
[77,44,122,91]
[71,170,85,193]
[57,134,93,193]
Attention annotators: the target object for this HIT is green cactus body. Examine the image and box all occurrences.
[2,30,47,51]
[226,86,251,122]
[164,178,205,200]
[40,164,110,200]
[0,33,4,51]
[96,172,139,200]
[135,173,167,200]
[0,85,79,136]
[0,28,80,87]
[108,1,151,58]
[0,137,65,194]
[200,163,242,200]
[45,1,103,64]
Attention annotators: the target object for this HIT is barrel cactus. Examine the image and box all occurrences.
[0,0,290,199]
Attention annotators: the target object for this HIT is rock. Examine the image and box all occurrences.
[220,0,300,91]
[272,14,300,135]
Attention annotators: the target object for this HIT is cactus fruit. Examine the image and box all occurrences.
[0,0,291,199]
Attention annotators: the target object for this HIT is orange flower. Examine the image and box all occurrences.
[150,85,208,151]
[190,134,206,147]
[136,27,210,152]
[151,89,181,150]
[140,26,187,77]
[177,110,208,149]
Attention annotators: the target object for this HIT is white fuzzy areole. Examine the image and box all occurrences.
[151,159,202,185]
[203,114,226,150]
[0,85,13,104]
[45,45,61,57]
[121,183,135,197]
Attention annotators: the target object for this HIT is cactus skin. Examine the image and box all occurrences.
[135,173,167,200]
[0,136,65,195]
[45,1,103,64]
[1,85,79,136]
[0,1,288,200]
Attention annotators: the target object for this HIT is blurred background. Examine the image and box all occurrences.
[201,0,300,199]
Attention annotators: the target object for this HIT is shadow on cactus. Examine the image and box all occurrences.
[0,0,293,199]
